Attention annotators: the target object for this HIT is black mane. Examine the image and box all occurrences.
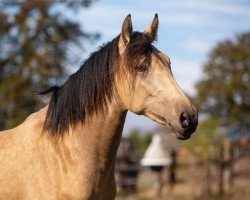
[41,32,153,135]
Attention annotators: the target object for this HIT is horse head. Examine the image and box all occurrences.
[115,14,198,140]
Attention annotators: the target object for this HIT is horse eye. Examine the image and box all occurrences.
[136,64,147,72]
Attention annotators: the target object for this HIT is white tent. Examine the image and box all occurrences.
[141,133,171,167]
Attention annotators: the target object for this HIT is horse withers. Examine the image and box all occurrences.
[0,14,198,200]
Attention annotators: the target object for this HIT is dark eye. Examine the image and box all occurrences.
[136,64,147,72]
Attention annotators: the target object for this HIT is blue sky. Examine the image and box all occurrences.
[73,0,250,135]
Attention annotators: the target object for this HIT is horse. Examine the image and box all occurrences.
[0,14,198,200]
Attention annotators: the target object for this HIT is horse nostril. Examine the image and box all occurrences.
[180,112,189,128]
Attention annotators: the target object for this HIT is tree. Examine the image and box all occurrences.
[0,0,99,130]
[196,32,250,133]
[127,129,152,157]
[182,32,250,197]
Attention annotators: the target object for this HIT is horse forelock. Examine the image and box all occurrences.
[125,32,153,74]
[42,32,153,136]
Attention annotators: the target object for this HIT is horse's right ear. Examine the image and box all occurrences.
[119,14,133,54]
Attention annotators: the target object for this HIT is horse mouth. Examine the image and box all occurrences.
[167,123,196,140]
[145,112,196,140]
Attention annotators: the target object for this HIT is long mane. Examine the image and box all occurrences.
[41,32,153,135]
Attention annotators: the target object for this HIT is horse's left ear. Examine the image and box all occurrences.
[144,13,159,41]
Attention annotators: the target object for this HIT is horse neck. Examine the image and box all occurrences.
[63,98,127,177]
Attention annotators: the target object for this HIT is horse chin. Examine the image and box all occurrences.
[174,132,191,140]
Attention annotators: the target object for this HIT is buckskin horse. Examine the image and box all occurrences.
[0,14,198,199]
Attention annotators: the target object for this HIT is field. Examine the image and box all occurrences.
[116,156,250,200]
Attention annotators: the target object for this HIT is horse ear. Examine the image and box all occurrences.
[119,14,133,53]
[144,14,159,41]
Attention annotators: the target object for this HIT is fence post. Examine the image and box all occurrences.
[223,139,234,192]
[218,144,225,195]
[168,149,176,187]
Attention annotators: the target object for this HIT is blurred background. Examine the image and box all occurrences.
[0,0,249,199]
